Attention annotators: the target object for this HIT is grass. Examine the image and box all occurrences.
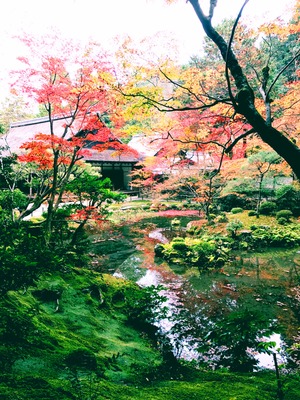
[227,210,284,229]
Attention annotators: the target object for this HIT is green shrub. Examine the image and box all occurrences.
[0,189,28,210]
[259,201,277,216]
[226,220,244,238]
[172,237,185,242]
[248,210,257,217]
[231,207,243,214]
[65,348,97,371]
[276,209,293,221]
[217,193,253,212]
[171,241,189,252]
[186,224,201,236]
[171,218,181,228]
[250,224,300,247]
[159,235,231,271]
[276,184,300,216]
[154,243,164,256]
[215,213,228,223]
[277,217,287,225]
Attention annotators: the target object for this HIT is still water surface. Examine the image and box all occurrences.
[95,217,300,370]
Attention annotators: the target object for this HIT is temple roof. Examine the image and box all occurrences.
[0,115,141,164]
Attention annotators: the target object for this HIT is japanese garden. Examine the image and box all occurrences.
[0,1,299,399]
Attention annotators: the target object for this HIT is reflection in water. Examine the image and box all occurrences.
[137,269,162,287]
[109,223,300,371]
[113,254,146,281]
[254,334,285,369]
[149,229,169,244]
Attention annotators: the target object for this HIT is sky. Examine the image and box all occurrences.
[0,0,295,99]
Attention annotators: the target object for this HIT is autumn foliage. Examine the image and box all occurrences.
[9,34,129,241]
[118,0,300,180]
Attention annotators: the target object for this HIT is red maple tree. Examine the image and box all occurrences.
[10,34,131,240]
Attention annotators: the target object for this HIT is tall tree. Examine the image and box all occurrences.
[9,34,126,242]
[247,151,282,215]
[181,0,299,175]
[122,1,300,178]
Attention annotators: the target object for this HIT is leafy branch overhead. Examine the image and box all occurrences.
[119,0,300,178]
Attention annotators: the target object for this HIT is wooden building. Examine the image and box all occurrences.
[1,116,142,191]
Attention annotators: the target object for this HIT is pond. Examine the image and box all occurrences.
[90,215,300,372]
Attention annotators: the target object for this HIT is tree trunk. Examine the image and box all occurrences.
[240,105,300,179]
[188,0,300,179]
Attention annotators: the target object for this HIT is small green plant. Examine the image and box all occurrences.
[171,218,181,229]
[171,240,189,252]
[277,217,287,225]
[250,224,300,247]
[215,213,228,223]
[172,236,185,242]
[259,201,277,216]
[248,210,257,217]
[226,219,244,238]
[154,243,165,256]
[159,234,230,271]
[186,224,202,236]
[231,207,243,214]
[276,209,293,221]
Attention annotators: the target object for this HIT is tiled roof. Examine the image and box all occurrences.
[85,149,140,163]
[0,116,141,163]
[2,116,72,153]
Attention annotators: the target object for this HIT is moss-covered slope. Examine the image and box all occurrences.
[1,267,300,400]
[0,268,162,398]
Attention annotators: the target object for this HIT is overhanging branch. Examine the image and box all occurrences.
[225,127,256,154]
[117,84,230,112]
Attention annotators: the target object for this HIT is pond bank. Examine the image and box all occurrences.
[90,214,300,372]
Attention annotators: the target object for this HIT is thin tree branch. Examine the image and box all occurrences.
[151,130,227,151]
[118,84,230,112]
[159,68,207,106]
[209,0,218,20]
[225,127,256,154]
[266,50,300,100]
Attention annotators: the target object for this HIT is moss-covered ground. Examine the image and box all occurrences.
[1,203,300,399]
[1,266,300,399]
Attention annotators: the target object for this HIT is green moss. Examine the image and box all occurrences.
[1,269,162,387]
[2,369,300,400]
[1,263,300,399]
